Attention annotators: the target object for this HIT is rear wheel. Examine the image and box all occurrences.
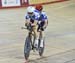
[39,39,45,56]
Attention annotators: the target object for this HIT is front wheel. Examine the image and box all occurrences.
[24,36,31,60]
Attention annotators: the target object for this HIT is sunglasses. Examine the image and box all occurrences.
[28,12,33,14]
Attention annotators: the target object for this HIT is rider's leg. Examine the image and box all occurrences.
[40,30,45,47]
[33,26,39,48]
[39,22,45,47]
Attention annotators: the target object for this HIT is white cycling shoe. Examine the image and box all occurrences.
[40,39,44,47]
[34,39,39,50]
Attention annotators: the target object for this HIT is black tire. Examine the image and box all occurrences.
[24,36,31,60]
[39,39,45,56]
[39,47,44,56]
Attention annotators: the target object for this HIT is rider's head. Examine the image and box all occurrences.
[27,6,35,16]
[35,4,43,11]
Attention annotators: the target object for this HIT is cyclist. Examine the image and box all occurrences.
[34,5,48,47]
[24,6,40,63]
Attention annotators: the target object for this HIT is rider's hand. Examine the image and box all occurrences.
[25,23,27,26]
[31,23,35,26]
[41,26,46,31]
[41,27,44,31]
[43,26,46,29]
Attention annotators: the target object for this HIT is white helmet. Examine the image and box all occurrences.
[27,6,35,13]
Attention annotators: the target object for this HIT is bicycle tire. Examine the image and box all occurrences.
[24,36,31,60]
[39,39,45,56]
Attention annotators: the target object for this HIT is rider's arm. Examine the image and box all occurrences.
[25,19,30,26]
[42,12,48,28]
[43,19,48,29]
[25,14,30,26]
[30,20,38,26]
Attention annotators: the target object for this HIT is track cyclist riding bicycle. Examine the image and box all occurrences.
[34,5,48,47]
[24,6,39,63]
[24,5,48,63]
